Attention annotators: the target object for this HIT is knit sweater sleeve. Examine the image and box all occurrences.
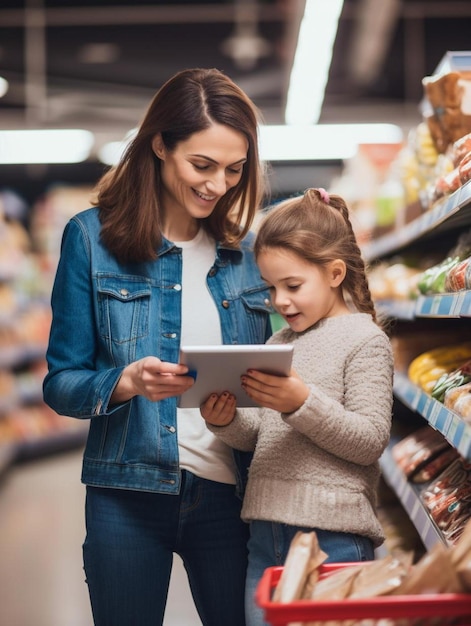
[283,331,393,466]
[206,407,260,452]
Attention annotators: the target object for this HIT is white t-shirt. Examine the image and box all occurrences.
[175,228,236,484]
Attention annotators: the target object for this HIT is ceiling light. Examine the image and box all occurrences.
[98,128,137,166]
[0,76,9,98]
[98,124,402,166]
[285,0,344,125]
[258,124,403,161]
[98,139,128,166]
[220,0,272,70]
[77,43,121,64]
[0,129,94,164]
[221,28,272,71]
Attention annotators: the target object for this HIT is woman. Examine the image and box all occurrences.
[43,67,273,626]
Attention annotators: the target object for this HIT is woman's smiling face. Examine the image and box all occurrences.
[257,247,349,332]
[153,123,248,240]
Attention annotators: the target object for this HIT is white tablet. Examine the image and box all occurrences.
[178,344,294,408]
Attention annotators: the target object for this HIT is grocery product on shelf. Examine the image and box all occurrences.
[367,260,424,301]
[412,447,460,484]
[423,70,471,155]
[444,382,471,421]
[392,426,451,480]
[430,132,471,205]
[446,256,471,291]
[421,457,471,544]
[399,122,443,210]
[431,359,471,403]
[407,342,471,394]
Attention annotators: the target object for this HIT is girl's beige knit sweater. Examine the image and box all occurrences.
[208,313,394,546]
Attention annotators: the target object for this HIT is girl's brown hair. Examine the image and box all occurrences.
[94,67,265,263]
[254,188,380,325]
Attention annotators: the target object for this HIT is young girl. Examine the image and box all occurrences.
[200,187,394,626]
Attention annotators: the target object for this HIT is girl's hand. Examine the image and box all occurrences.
[241,368,309,413]
[112,356,195,403]
[200,392,236,426]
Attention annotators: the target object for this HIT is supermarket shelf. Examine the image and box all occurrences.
[0,442,17,477]
[0,393,18,415]
[0,374,44,412]
[0,343,48,369]
[380,446,446,551]
[16,374,44,405]
[377,290,471,320]
[15,425,88,462]
[376,300,417,321]
[415,291,471,318]
[0,266,23,282]
[363,180,471,261]
[394,372,471,459]
[0,423,88,480]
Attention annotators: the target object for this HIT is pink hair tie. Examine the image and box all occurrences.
[317,187,330,204]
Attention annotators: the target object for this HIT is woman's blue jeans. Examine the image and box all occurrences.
[245,521,375,626]
[83,471,249,626]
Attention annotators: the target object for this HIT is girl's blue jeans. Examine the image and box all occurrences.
[245,520,375,626]
[82,471,249,626]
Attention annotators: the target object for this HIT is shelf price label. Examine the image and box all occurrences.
[459,427,471,459]
[433,405,449,431]
[427,400,441,427]
[445,414,461,448]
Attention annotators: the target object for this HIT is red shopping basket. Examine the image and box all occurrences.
[256,564,471,626]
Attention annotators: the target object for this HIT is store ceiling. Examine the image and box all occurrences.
[1,0,471,198]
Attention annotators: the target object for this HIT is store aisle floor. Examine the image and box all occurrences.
[0,448,202,626]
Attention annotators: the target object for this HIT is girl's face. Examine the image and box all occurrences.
[257,247,349,332]
[153,123,248,241]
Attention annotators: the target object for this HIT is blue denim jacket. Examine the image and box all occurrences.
[43,207,273,495]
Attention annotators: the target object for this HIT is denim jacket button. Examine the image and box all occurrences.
[222,300,230,309]
[119,288,129,297]
[208,267,217,277]
[173,284,182,291]
[264,298,271,307]
[168,426,176,433]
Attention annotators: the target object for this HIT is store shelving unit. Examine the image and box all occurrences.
[393,373,471,458]
[378,291,471,320]
[380,446,446,551]
[0,245,88,479]
[365,179,471,550]
[363,180,471,262]
[0,440,17,476]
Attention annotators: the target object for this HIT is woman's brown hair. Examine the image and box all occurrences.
[254,188,380,326]
[94,67,265,263]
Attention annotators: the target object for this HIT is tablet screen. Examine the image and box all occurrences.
[178,344,294,408]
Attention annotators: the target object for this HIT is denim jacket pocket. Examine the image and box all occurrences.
[239,288,274,341]
[241,288,273,310]
[97,274,152,344]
